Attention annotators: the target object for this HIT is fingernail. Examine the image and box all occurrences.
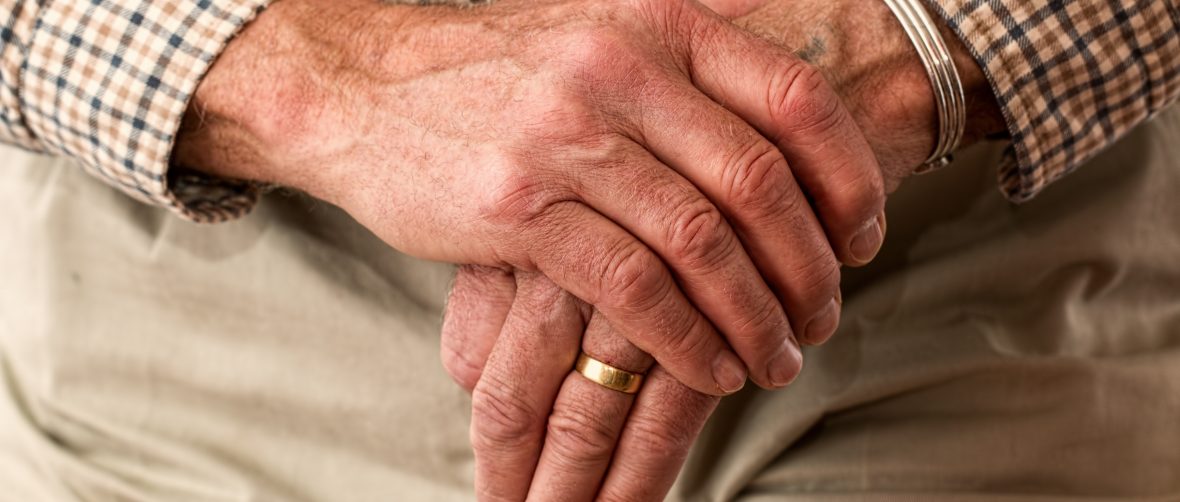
[849,211,886,265]
[768,338,803,387]
[712,352,747,394]
[803,296,841,345]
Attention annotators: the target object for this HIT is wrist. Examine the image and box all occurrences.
[733,0,1004,189]
[172,0,424,202]
[835,0,1003,180]
[173,0,291,187]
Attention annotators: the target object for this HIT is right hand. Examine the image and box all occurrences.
[176,0,887,394]
[444,268,720,502]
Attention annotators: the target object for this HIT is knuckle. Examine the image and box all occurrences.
[728,294,787,343]
[516,276,568,318]
[805,155,886,227]
[659,314,715,368]
[665,203,735,272]
[769,63,845,138]
[482,169,572,228]
[831,165,887,229]
[562,26,654,95]
[771,180,807,224]
[640,0,708,46]
[865,174,887,211]
[788,249,841,305]
[624,414,697,464]
[596,243,670,313]
[576,133,641,170]
[582,0,701,73]
[839,164,887,210]
[440,343,483,392]
[470,379,541,452]
[526,99,607,148]
[721,139,792,212]
[544,400,618,466]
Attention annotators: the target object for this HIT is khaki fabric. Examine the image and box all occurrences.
[0,154,470,501]
[1,106,1179,501]
[687,106,1180,501]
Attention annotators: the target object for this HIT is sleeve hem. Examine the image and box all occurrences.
[18,0,274,223]
[157,2,274,223]
[921,0,1180,203]
[919,0,1046,203]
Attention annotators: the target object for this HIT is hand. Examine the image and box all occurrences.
[444,267,719,501]
[440,0,1011,500]
[175,0,891,395]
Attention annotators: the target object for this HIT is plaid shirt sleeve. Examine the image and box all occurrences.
[925,0,1180,202]
[0,0,272,222]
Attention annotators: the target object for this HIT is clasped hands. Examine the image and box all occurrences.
[176,0,966,499]
[436,0,907,500]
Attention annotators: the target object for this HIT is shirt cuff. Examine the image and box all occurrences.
[922,0,1180,202]
[19,0,273,222]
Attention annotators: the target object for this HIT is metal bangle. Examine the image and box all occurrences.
[881,0,966,173]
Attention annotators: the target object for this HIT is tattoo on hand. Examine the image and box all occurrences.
[795,34,827,63]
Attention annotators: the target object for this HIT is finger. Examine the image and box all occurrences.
[441,265,516,392]
[525,201,747,396]
[614,75,840,365]
[572,140,799,389]
[681,8,888,268]
[470,274,585,502]
[597,366,720,502]
[527,311,652,501]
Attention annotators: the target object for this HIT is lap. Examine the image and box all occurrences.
[0,150,471,501]
[1,106,1178,501]
[683,106,1180,501]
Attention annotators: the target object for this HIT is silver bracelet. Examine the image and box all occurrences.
[881,0,966,174]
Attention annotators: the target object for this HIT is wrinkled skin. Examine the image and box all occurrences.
[436,0,1005,500]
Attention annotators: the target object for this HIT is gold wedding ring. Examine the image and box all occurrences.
[574,353,644,394]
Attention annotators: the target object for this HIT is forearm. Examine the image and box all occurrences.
[176,0,538,202]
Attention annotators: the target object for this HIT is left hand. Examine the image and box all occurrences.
[443,267,720,501]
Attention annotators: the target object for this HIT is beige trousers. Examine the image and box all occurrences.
[2,107,1179,502]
